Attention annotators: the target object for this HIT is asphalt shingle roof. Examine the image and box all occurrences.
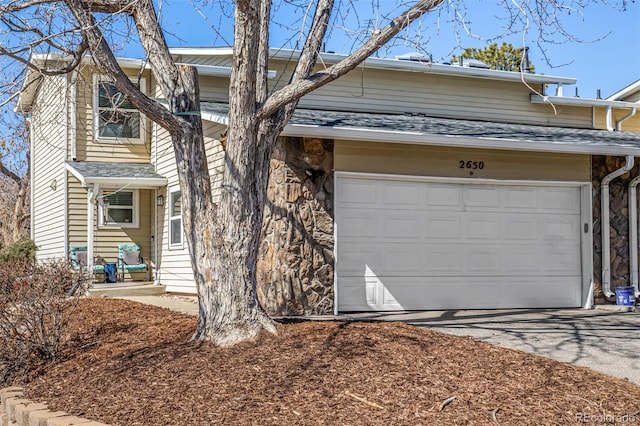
[199,101,640,154]
[66,161,165,180]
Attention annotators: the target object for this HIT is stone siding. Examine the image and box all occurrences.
[592,155,638,303]
[257,137,334,316]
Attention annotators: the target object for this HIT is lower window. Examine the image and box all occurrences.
[99,189,139,228]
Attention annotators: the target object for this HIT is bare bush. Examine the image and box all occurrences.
[0,259,89,384]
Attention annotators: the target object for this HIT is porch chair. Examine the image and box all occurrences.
[117,243,149,282]
[69,245,105,280]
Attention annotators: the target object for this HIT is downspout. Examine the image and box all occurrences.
[629,173,640,297]
[616,108,637,131]
[70,72,78,161]
[624,109,639,297]
[605,106,614,131]
[602,155,634,298]
[87,183,100,280]
[153,123,160,285]
[28,117,34,241]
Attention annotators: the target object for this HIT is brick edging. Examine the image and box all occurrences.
[0,387,109,426]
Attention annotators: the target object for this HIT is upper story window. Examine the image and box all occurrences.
[94,76,146,144]
[98,189,140,229]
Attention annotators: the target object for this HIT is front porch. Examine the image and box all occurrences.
[89,281,166,297]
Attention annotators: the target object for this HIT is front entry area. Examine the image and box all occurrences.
[335,173,590,312]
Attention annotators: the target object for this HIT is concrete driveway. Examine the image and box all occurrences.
[345,308,640,385]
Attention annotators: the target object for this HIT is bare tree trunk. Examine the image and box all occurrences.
[258,137,334,315]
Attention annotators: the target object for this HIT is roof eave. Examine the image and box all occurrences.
[65,163,167,188]
[281,123,640,157]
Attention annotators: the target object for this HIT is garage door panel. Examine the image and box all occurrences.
[336,246,379,276]
[424,214,462,239]
[542,187,581,212]
[424,184,462,208]
[338,276,583,311]
[382,213,421,239]
[542,215,581,241]
[337,180,378,206]
[383,182,420,206]
[504,187,538,209]
[542,247,581,273]
[465,186,501,208]
[336,176,584,311]
[338,210,378,238]
[503,214,539,240]
[464,214,501,239]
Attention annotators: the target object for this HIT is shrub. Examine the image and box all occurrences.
[0,258,89,385]
[0,239,38,263]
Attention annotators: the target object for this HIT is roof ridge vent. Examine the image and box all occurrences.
[395,52,432,63]
[454,58,491,69]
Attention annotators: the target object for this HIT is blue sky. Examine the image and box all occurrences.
[149,1,639,99]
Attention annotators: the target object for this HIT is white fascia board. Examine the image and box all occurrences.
[81,177,168,187]
[200,110,228,126]
[65,162,87,186]
[281,123,640,156]
[170,47,234,56]
[531,94,640,109]
[607,79,640,101]
[168,47,576,86]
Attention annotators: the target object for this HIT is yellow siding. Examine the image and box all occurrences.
[592,107,640,133]
[67,176,154,281]
[335,140,591,182]
[72,70,151,163]
[31,75,68,260]
[193,57,593,128]
[152,122,225,293]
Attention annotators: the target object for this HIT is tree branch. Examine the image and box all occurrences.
[258,0,445,119]
[63,0,181,134]
[0,161,22,184]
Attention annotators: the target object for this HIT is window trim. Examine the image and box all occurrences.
[98,188,140,229]
[168,186,183,249]
[93,74,147,144]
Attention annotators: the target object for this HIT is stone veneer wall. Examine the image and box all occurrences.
[592,155,639,303]
[257,137,334,316]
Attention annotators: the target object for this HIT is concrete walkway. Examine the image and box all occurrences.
[118,295,640,386]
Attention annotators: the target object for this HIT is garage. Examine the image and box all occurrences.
[335,173,590,312]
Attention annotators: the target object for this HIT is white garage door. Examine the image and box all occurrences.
[336,174,585,311]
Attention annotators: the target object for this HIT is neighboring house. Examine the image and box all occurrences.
[17,48,640,315]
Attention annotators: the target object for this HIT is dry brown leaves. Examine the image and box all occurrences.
[14,299,640,425]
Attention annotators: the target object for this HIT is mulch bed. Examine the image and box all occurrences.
[11,298,640,425]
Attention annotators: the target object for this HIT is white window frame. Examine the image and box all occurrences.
[168,186,183,249]
[93,74,146,144]
[98,189,140,229]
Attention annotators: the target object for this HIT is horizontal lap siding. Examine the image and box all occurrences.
[67,177,154,279]
[32,75,68,260]
[153,122,226,293]
[335,141,591,182]
[73,71,151,164]
[195,58,592,128]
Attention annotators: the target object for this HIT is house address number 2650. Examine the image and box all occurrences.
[459,160,485,170]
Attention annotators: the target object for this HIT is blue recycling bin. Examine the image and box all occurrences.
[104,263,117,283]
